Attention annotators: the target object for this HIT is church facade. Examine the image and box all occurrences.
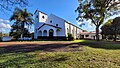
[34,10,84,40]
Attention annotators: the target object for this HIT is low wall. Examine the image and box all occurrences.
[37,36,67,40]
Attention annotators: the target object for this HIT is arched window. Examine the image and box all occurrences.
[43,30,47,36]
[67,28,69,33]
[39,30,42,36]
[72,30,74,34]
[56,29,60,36]
[42,16,45,19]
[36,15,38,18]
[50,20,52,23]
[36,29,37,33]
[56,24,58,26]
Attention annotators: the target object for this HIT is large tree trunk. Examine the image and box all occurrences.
[96,26,99,41]
[21,22,24,38]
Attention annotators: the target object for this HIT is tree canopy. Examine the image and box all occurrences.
[101,17,120,41]
[10,8,33,38]
[76,0,120,41]
[10,22,30,39]
[101,19,113,39]
[9,22,22,39]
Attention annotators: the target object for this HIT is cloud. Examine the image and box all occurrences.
[6,24,11,29]
[0,19,11,29]
[0,18,11,33]
[77,21,83,25]
[0,28,6,32]
[86,19,94,26]
[0,19,9,24]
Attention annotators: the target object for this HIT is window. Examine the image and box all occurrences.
[85,35,89,37]
[72,30,74,33]
[42,16,45,19]
[36,29,37,33]
[67,28,69,33]
[56,24,58,26]
[50,20,52,23]
[36,15,38,18]
[67,28,69,31]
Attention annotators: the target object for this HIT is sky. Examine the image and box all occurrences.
[0,0,120,33]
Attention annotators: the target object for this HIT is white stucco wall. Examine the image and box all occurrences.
[81,34,102,40]
[39,12,48,23]
[65,22,83,39]
[65,22,69,35]
[74,27,77,39]
[46,14,66,36]
[34,11,48,39]
[38,25,56,36]
[34,10,84,39]
[34,11,39,39]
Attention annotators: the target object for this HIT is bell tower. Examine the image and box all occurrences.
[34,10,48,23]
[34,10,48,39]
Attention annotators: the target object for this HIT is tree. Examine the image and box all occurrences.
[23,28,31,37]
[67,33,74,41]
[101,19,113,40]
[0,0,28,11]
[10,22,30,39]
[76,0,120,41]
[10,22,22,39]
[101,17,120,41]
[10,8,33,38]
[111,17,120,41]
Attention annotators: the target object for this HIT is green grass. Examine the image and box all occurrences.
[0,40,120,68]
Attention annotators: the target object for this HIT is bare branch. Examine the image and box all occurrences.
[0,0,28,11]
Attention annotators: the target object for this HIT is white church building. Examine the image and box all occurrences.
[34,10,84,40]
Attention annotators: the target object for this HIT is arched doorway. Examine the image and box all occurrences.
[56,29,60,36]
[43,30,47,36]
[39,30,42,36]
[49,29,54,38]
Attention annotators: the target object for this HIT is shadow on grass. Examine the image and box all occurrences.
[0,53,36,67]
[79,40,120,50]
[0,53,69,67]
[40,54,69,62]
[0,40,120,55]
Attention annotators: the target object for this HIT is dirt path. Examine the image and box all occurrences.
[0,41,82,53]
[0,41,73,46]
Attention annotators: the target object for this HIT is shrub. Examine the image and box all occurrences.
[67,33,74,41]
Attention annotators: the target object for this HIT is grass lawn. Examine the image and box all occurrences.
[0,40,120,68]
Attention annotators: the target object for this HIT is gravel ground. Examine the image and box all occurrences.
[0,41,82,53]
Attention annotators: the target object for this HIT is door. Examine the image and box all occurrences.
[49,29,54,38]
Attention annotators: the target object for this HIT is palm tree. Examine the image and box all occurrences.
[10,8,33,38]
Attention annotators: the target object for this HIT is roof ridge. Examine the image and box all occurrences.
[50,14,85,31]
[34,10,48,15]
[38,23,61,30]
